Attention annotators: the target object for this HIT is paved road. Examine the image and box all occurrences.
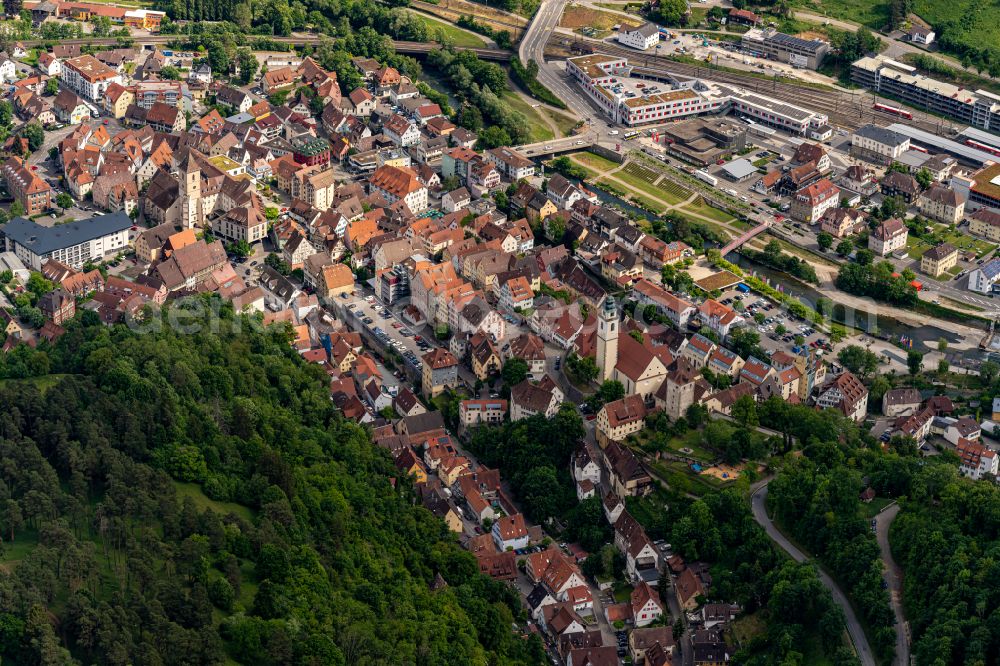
[751,483,876,666]
[874,503,910,666]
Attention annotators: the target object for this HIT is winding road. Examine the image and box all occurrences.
[875,503,911,666]
[751,482,877,666]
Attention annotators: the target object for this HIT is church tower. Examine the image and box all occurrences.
[596,296,619,382]
[179,157,202,229]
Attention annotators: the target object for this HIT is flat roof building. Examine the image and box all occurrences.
[852,55,1000,132]
[742,28,830,69]
[661,117,747,166]
[568,53,828,134]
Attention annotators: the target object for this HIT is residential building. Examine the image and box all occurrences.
[369,164,428,213]
[698,298,743,337]
[789,178,840,224]
[631,582,664,627]
[943,416,981,445]
[920,243,958,277]
[968,208,1000,243]
[459,399,508,429]
[955,440,998,480]
[53,89,90,124]
[38,288,75,325]
[820,207,868,238]
[882,388,922,417]
[631,278,696,328]
[486,147,535,180]
[2,156,51,216]
[605,441,653,498]
[814,371,868,422]
[492,513,529,551]
[60,54,123,102]
[421,348,459,397]
[969,257,1000,294]
[596,394,647,447]
[617,23,660,50]
[869,218,908,256]
[510,377,563,420]
[918,184,964,224]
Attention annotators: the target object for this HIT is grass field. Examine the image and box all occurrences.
[597,177,668,213]
[407,10,488,47]
[907,225,995,260]
[503,91,555,143]
[860,497,894,520]
[663,429,716,463]
[552,112,580,137]
[682,197,737,224]
[560,4,639,32]
[173,482,255,523]
[0,528,39,572]
[555,158,599,180]
[650,460,733,496]
[801,0,1000,63]
[572,151,621,172]
[0,373,71,394]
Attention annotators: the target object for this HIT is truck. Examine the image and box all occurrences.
[693,169,717,186]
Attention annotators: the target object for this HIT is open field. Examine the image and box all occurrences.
[406,10,488,47]
[597,177,668,213]
[0,529,39,572]
[860,497,894,520]
[411,0,527,37]
[560,3,639,35]
[173,481,255,523]
[555,158,599,180]
[503,91,555,142]
[795,0,889,27]
[571,150,621,172]
[682,197,738,224]
[0,373,71,394]
[907,224,995,260]
[801,0,1000,63]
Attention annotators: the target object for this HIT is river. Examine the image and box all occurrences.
[731,253,983,355]
[573,177,978,356]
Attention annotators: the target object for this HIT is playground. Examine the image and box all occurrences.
[698,463,744,481]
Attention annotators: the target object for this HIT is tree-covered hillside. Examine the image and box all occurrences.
[0,298,545,665]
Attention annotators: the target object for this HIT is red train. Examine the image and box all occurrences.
[872,103,913,119]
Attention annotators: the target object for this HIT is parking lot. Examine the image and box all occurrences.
[715,287,831,358]
[348,294,434,376]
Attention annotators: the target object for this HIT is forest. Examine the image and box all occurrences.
[0,297,545,665]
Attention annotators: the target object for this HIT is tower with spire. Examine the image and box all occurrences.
[596,296,619,382]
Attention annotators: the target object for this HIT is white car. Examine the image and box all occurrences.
[609,130,620,136]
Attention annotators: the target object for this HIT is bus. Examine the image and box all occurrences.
[623,130,641,140]
[965,138,1000,157]
[693,170,718,186]
[872,102,913,119]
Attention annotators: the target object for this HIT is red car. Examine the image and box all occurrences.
[716,159,725,165]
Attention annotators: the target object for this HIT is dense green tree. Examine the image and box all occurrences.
[501,358,530,387]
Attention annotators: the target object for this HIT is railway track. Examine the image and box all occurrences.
[18,33,511,60]
[555,37,955,135]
